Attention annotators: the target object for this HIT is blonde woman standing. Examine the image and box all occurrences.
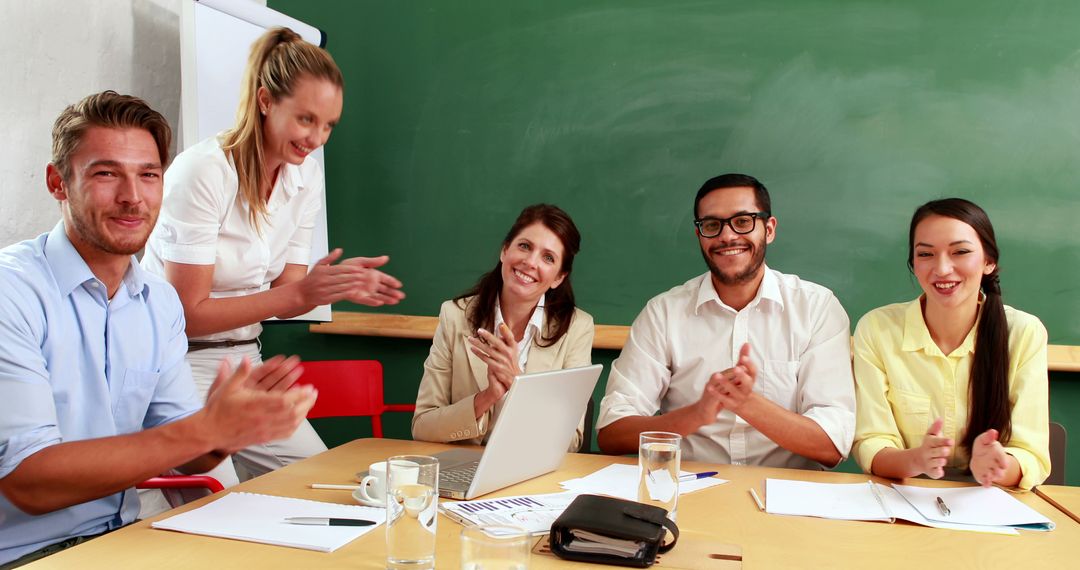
[143,28,404,487]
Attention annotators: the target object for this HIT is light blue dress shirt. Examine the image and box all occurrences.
[0,223,201,564]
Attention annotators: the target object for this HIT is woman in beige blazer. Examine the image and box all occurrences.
[412,204,594,451]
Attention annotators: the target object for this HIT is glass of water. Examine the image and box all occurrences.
[637,431,681,520]
[460,524,531,570]
[386,455,439,570]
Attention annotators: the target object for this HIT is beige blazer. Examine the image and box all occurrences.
[411,297,595,451]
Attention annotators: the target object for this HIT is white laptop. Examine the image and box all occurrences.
[434,364,603,500]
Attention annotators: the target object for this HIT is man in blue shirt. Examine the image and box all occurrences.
[0,91,318,567]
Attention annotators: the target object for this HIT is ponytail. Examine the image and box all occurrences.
[963,271,1012,451]
[220,27,343,231]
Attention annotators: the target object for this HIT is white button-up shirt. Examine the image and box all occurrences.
[597,268,855,470]
[494,294,545,371]
[489,296,545,421]
[142,135,322,342]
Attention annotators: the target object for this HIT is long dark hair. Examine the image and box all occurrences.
[454,204,581,347]
[908,198,1011,453]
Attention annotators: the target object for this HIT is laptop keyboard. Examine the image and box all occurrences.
[441,461,480,485]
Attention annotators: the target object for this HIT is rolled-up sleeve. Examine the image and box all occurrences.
[798,294,856,462]
[0,293,61,479]
[1004,315,1050,490]
[597,302,670,430]
[155,154,228,265]
[851,312,904,473]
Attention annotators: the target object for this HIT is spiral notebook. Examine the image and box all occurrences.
[151,492,386,552]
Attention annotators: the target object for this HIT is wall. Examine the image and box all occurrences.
[0,0,183,245]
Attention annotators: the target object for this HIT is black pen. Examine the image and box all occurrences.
[285,517,376,527]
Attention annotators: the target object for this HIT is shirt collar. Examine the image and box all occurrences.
[694,265,784,313]
[281,163,304,198]
[44,222,150,300]
[901,296,978,356]
[494,294,546,337]
[266,163,305,214]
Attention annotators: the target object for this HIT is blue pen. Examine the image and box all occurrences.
[679,471,718,481]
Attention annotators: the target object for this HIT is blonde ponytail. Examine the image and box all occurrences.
[220,27,343,231]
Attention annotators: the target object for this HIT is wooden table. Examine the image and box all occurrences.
[26,439,1080,569]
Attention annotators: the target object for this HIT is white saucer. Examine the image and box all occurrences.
[352,488,386,508]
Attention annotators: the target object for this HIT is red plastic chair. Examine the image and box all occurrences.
[296,360,415,438]
[137,475,225,494]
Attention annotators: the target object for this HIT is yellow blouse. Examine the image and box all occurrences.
[852,298,1050,489]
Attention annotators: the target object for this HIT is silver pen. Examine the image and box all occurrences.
[935,496,951,517]
[285,517,376,527]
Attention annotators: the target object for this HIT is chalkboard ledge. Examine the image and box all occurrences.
[310,311,628,350]
[310,312,1080,373]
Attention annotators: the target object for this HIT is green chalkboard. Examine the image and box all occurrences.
[270,0,1080,344]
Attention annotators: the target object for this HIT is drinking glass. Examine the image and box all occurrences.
[460,524,531,570]
[386,455,439,570]
[637,431,681,520]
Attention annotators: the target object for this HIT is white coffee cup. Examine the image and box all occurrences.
[358,460,419,506]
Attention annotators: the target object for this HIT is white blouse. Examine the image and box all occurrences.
[142,135,323,342]
[493,294,546,371]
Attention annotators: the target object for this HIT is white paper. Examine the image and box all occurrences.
[765,480,892,521]
[878,484,1017,535]
[559,464,727,501]
[893,484,1054,530]
[764,479,1018,535]
[151,492,385,552]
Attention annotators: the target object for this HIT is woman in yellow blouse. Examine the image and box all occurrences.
[853,198,1050,489]
[411,204,594,451]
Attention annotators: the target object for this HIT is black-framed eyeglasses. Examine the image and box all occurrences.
[693,212,771,238]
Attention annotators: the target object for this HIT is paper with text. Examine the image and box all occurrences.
[440,492,578,535]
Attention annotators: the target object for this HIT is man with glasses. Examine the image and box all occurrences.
[596,173,855,470]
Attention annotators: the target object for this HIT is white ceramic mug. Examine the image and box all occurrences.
[358,460,419,506]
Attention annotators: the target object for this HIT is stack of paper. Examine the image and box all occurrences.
[559,464,727,501]
[892,484,1054,531]
[764,479,1055,535]
[152,492,386,552]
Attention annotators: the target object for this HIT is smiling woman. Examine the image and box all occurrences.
[411,204,594,451]
[852,198,1051,490]
[137,27,404,504]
